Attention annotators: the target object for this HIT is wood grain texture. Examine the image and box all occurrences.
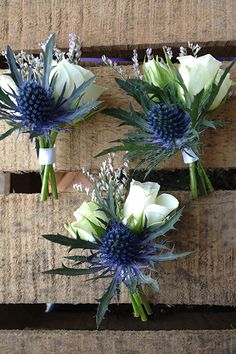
[0,173,10,194]
[0,191,235,304]
[0,330,235,354]
[0,0,235,51]
[0,64,236,172]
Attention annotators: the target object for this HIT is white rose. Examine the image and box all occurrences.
[210,69,232,111]
[65,201,107,242]
[0,73,17,95]
[50,59,105,104]
[122,180,179,230]
[177,54,232,111]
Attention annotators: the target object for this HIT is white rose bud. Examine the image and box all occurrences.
[65,201,107,242]
[123,180,179,230]
[177,54,232,111]
[50,59,106,104]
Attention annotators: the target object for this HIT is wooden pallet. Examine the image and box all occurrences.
[0,330,235,354]
[0,1,236,353]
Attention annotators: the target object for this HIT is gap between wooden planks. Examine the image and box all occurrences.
[0,191,235,305]
[0,0,235,51]
[0,63,236,172]
[0,330,235,354]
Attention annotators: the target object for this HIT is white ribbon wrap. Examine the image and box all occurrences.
[39,148,56,165]
[182,147,199,164]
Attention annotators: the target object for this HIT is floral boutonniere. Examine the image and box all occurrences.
[0,33,105,201]
[43,154,189,328]
[99,43,235,199]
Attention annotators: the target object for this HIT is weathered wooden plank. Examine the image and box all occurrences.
[0,173,10,194]
[0,64,236,172]
[0,330,235,354]
[0,191,235,304]
[55,172,90,193]
[0,0,235,52]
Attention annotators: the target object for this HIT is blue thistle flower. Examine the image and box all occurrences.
[0,34,101,141]
[98,222,148,276]
[44,208,189,327]
[16,80,54,135]
[147,103,191,149]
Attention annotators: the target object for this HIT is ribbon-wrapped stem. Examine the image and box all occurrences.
[39,132,58,201]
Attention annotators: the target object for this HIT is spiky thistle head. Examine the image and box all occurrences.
[147,103,191,149]
[16,80,54,134]
[98,221,144,271]
[0,34,102,141]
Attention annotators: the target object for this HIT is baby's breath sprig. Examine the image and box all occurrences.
[102,55,128,80]
[74,153,130,208]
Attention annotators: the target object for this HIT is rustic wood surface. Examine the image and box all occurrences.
[0,191,235,304]
[0,0,235,52]
[0,64,235,172]
[55,172,90,193]
[0,173,10,194]
[0,330,235,354]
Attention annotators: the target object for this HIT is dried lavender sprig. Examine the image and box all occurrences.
[146,48,153,61]
[163,46,173,60]
[132,49,143,80]
[102,55,128,80]
[67,33,82,64]
[2,33,83,80]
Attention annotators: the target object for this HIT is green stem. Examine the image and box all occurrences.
[49,165,58,200]
[132,293,147,322]
[138,286,152,316]
[130,293,140,318]
[197,161,214,193]
[196,163,208,196]
[41,164,50,201]
[189,162,198,199]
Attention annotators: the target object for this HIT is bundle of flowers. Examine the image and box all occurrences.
[43,154,189,328]
[99,43,235,199]
[0,33,105,201]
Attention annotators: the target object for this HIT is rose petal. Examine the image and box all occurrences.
[123,180,160,222]
[144,204,170,227]
[156,193,179,212]
[80,84,106,104]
